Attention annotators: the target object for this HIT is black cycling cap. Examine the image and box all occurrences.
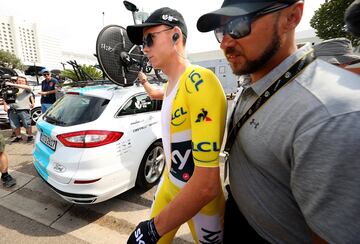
[127,7,187,45]
[197,0,302,32]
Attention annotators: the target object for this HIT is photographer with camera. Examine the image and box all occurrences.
[3,76,34,143]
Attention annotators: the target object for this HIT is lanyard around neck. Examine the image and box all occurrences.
[224,50,315,154]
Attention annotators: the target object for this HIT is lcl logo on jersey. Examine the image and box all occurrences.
[192,141,220,152]
[195,108,212,123]
[185,69,204,93]
[171,107,187,126]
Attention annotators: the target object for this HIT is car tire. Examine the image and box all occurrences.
[136,141,165,190]
[31,107,42,124]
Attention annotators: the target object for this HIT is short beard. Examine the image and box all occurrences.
[228,20,281,76]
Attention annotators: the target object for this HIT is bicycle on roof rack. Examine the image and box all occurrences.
[95,1,166,87]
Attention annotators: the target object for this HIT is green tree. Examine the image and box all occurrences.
[61,64,103,81]
[0,50,24,70]
[310,0,360,47]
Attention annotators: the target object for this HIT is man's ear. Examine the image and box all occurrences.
[280,2,304,33]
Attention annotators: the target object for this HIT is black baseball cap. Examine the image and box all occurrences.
[197,0,301,32]
[127,7,187,45]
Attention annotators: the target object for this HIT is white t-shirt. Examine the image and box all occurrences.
[161,81,180,172]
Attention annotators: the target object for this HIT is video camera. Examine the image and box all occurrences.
[0,74,18,104]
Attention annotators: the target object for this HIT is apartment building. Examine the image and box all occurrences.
[0,16,61,69]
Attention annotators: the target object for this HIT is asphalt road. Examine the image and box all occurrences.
[0,127,193,243]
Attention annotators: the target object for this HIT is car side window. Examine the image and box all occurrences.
[118,94,159,116]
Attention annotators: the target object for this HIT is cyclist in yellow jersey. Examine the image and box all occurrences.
[127,7,227,244]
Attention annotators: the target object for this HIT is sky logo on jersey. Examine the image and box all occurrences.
[171,141,194,182]
[171,107,187,126]
[195,108,212,123]
[185,69,204,93]
[192,141,220,152]
[200,228,222,244]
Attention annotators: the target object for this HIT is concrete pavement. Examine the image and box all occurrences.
[0,128,193,243]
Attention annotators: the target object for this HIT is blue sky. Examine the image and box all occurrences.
[0,0,325,55]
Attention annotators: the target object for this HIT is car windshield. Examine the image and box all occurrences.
[44,94,109,126]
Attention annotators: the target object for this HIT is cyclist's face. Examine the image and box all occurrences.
[143,25,173,69]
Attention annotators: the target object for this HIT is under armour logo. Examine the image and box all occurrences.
[249,119,259,129]
[285,72,292,79]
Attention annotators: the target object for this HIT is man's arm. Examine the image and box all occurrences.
[38,90,56,95]
[29,95,35,109]
[154,166,221,235]
[138,72,164,100]
[292,112,360,243]
[3,101,8,112]
[5,82,32,91]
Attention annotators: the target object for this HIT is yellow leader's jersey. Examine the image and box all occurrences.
[151,65,227,244]
[166,65,227,187]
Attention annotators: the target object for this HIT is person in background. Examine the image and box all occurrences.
[126,7,227,244]
[9,76,17,138]
[197,0,360,243]
[38,68,58,113]
[313,37,360,74]
[345,0,360,37]
[4,76,34,143]
[0,134,16,187]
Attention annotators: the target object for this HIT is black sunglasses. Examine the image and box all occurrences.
[142,27,173,47]
[214,4,291,43]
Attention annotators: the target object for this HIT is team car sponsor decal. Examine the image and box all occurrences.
[132,121,159,133]
[170,140,194,182]
[171,107,187,126]
[135,100,151,109]
[185,69,204,94]
[195,108,212,123]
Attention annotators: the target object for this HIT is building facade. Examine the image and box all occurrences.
[0,16,61,69]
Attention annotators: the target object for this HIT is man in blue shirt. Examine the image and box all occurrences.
[38,68,58,113]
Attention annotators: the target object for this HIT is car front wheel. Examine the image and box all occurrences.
[136,141,165,190]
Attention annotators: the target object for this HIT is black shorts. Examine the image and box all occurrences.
[223,185,269,243]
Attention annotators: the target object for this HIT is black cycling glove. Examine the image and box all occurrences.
[127,218,161,244]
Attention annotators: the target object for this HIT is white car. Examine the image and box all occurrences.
[33,83,165,204]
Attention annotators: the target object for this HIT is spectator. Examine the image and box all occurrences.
[345,0,360,37]
[9,76,17,138]
[197,0,360,243]
[313,37,360,74]
[38,68,58,113]
[4,76,34,143]
[0,134,16,187]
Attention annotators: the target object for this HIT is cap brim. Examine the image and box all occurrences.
[336,54,360,65]
[317,55,360,65]
[197,2,275,32]
[127,23,163,45]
